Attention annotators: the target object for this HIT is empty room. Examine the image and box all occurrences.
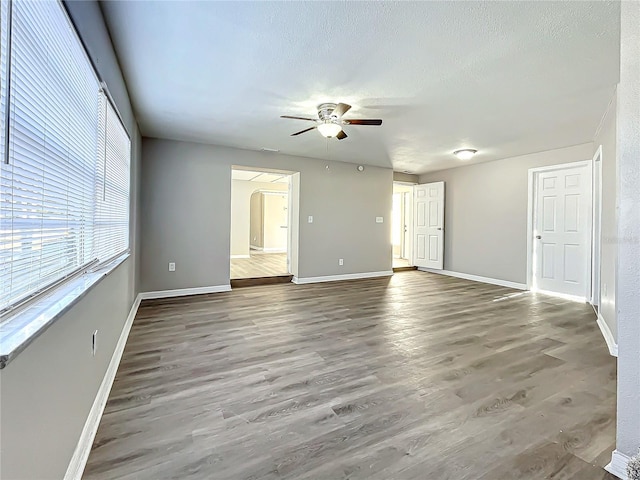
[0,1,638,480]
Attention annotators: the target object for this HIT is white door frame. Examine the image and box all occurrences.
[403,191,413,263]
[591,146,603,307]
[526,160,593,299]
[230,166,300,280]
[287,173,301,277]
[392,181,416,266]
[412,181,445,270]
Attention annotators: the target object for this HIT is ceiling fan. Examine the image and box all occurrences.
[281,103,382,140]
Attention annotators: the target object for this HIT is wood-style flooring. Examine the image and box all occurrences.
[393,257,411,268]
[84,271,617,480]
[231,252,288,279]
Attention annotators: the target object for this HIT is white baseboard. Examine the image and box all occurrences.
[417,268,527,290]
[597,313,619,357]
[230,254,250,259]
[64,294,142,480]
[139,284,231,300]
[292,271,393,285]
[606,449,631,479]
[250,245,262,251]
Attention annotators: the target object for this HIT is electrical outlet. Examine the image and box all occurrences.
[376,217,384,223]
[92,330,98,356]
[308,216,313,223]
[339,258,344,266]
[169,262,176,272]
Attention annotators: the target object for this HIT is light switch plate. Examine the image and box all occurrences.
[376,217,383,223]
[169,262,176,272]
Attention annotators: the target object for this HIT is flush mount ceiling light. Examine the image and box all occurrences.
[317,122,343,138]
[453,149,478,161]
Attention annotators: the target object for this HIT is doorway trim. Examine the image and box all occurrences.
[230,166,300,283]
[526,160,592,300]
[591,146,603,307]
[392,181,416,269]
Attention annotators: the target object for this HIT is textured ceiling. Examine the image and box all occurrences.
[101,1,620,173]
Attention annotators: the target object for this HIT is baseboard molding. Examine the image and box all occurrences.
[606,449,631,479]
[250,245,262,251]
[64,294,142,480]
[139,284,231,300]
[417,268,527,290]
[292,271,393,284]
[597,313,619,357]
[230,254,250,259]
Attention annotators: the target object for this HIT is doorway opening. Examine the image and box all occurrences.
[230,167,299,284]
[392,182,414,270]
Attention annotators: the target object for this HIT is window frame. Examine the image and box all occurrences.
[0,0,132,368]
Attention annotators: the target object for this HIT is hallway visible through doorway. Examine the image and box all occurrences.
[230,252,288,279]
[392,182,414,269]
[230,167,296,280]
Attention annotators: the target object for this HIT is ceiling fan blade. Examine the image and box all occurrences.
[290,126,317,136]
[343,119,382,126]
[336,130,347,140]
[281,115,317,122]
[331,103,351,118]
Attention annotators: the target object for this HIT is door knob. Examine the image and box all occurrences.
[437,227,443,231]
[535,235,542,239]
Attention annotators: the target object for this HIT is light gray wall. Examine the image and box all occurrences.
[594,92,617,339]
[419,143,593,284]
[615,0,640,462]
[231,180,287,256]
[0,265,135,479]
[0,2,140,479]
[140,139,393,291]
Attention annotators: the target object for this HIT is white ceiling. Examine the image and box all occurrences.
[232,169,289,184]
[101,1,620,174]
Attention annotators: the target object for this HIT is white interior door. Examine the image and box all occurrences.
[533,163,592,298]
[263,193,288,251]
[413,182,444,269]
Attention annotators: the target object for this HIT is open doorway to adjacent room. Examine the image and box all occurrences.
[230,167,299,282]
[392,182,414,269]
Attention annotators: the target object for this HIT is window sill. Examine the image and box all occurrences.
[0,253,130,369]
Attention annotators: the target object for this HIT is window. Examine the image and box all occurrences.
[0,0,130,314]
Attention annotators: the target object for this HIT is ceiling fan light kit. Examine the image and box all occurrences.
[281,102,382,140]
[453,149,478,160]
[317,122,343,138]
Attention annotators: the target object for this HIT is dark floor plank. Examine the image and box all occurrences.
[84,271,617,480]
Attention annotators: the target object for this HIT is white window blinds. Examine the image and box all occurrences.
[95,93,130,262]
[0,0,130,313]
